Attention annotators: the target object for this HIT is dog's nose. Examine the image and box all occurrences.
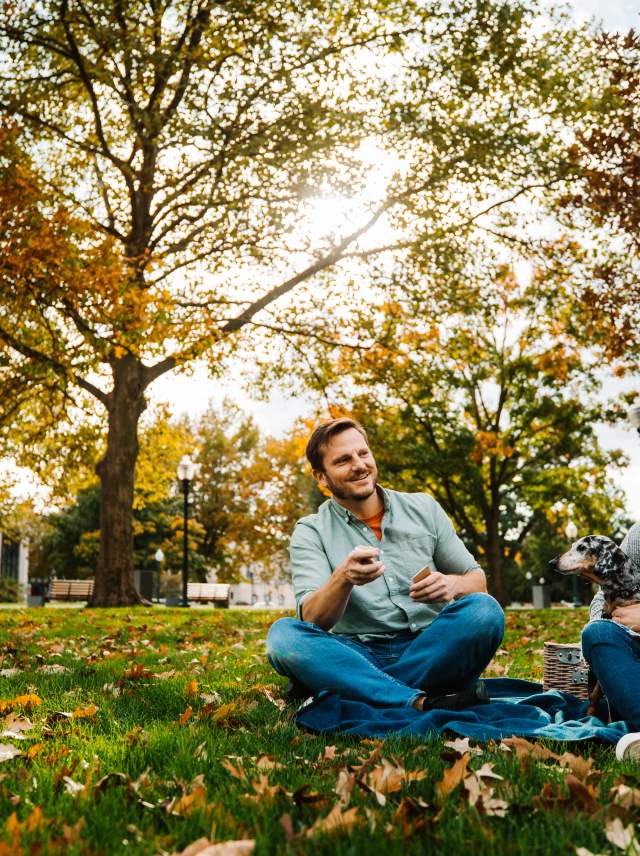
[548,557,558,570]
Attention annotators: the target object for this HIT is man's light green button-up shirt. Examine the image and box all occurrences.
[290,486,481,642]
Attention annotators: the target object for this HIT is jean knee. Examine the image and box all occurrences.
[465,592,505,640]
[266,617,304,662]
[581,620,624,659]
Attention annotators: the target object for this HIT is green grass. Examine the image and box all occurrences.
[0,606,637,855]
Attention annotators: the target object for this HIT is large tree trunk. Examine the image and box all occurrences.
[91,355,147,606]
[486,519,507,606]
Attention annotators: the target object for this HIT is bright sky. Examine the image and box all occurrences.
[152,0,640,520]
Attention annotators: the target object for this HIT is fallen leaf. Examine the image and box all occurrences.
[335,768,356,806]
[72,704,98,720]
[178,706,193,725]
[436,753,470,800]
[306,804,362,837]
[605,818,640,854]
[26,743,44,760]
[173,841,255,856]
[62,776,85,796]
[187,680,199,697]
[0,744,21,762]
[443,737,483,757]
[37,664,67,674]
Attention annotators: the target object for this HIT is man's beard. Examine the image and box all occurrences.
[324,471,377,501]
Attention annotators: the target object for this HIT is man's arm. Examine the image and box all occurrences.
[301,545,384,630]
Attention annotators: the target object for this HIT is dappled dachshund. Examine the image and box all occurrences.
[549,535,640,716]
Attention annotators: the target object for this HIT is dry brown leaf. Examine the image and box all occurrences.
[324,745,338,760]
[279,813,295,843]
[26,743,44,760]
[610,783,640,809]
[255,755,284,771]
[365,758,405,805]
[187,680,199,697]
[443,737,483,757]
[178,706,193,725]
[474,762,504,781]
[221,758,245,781]
[565,776,600,815]
[436,753,470,800]
[557,752,595,781]
[166,782,208,816]
[335,768,356,807]
[306,804,362,838]
[605,818,640,854]
[575,848,607,856]
[0,743,21,762]
[501,737,559,763]
[172,839,255,856]
[153,670,177,680]
[72,704,98,720]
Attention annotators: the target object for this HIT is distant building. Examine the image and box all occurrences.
[0,533,29,599]
[209,562,295,609]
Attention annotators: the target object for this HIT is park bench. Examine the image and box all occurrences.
[46,579,94,602]
[186,582,230,607]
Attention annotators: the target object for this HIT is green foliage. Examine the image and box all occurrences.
[294,266,629,602]
[0,576,21,603]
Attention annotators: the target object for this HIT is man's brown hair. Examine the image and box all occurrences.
[305,418,369,472]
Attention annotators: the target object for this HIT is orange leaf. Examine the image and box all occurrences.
[178,706,193,725]
[436,753,471,800]
[72,704,98,720]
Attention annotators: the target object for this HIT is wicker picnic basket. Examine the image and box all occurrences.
[543,642,589,699]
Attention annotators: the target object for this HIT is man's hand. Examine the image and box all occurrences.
[338,545,385,587]
[611,604,640,632]
[410,570,458,603]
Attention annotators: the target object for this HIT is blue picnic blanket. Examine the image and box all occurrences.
[295,678,629,743]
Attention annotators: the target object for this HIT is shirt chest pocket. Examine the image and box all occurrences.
[403,534,437,574]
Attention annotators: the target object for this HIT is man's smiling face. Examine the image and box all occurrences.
[314,427,378,502]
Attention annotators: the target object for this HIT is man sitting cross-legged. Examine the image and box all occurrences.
[267,417,505,712]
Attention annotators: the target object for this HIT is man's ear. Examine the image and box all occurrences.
[312,468,332,498]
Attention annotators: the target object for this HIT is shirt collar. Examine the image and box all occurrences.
[329,485,390,523]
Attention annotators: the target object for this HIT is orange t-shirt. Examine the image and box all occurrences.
[362,508,384,541]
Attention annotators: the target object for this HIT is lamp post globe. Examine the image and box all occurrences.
[565,521,578,541]
[154,548,164,604]
[177,455,195,608]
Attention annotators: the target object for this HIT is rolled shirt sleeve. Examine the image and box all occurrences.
[289,522,333,619]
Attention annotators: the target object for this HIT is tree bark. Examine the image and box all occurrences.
[91,355,147,606]
[486,517,507,606]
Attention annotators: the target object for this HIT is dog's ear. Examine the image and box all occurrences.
[594,541,626,579]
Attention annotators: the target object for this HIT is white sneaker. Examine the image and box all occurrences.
[615,732,640,762]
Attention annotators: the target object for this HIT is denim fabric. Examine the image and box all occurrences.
[290,487,481,641]
[295,678,628,744]
[267,592,504,708]
[581,619,640,730]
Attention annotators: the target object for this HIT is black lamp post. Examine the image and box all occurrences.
[177,454,196,608]
[154,547,164,604]
[565,520,579,605]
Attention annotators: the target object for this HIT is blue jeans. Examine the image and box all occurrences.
[267,593,504,708]
[582,620,640,730]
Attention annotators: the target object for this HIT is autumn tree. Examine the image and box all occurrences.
[0,0,595,603]
[192,404,322,581]
[560,29,640,362]
[300,269,627,603]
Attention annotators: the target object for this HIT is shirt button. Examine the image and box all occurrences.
[388,575,394,582]
[410,623,417,630]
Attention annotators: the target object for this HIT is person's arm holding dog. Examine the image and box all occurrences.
[612,603,640,631]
